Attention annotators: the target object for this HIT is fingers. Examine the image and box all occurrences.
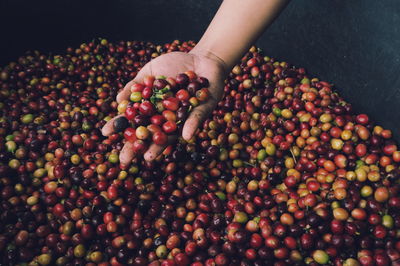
[120,141,136,166]
[104,66,150,135]
[101,114,124,136]
[182,100,215,141]
[144,135,177,161]
[120,135,176,165]
[116,64,149,103]
[116,80,134,103]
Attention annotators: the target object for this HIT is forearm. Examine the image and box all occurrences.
[191,0,289,73]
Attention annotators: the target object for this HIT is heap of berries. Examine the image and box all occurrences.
[113,72,210,154]
[1,38,400,266]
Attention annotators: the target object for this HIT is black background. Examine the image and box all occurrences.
[1,0,399,138]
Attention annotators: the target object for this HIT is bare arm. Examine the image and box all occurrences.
[191,0,289,73]
[103,0,289,163]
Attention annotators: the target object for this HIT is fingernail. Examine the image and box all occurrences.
[184,133,192,141]
[144,153,152,161]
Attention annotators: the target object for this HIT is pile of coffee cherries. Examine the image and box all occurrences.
[113,72,210,154]
[0,38,399,266]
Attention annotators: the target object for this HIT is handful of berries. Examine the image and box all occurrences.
[113,71,210,155]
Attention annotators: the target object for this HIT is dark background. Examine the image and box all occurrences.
[1,0,399,137]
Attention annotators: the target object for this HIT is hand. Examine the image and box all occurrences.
[101,49,227,165]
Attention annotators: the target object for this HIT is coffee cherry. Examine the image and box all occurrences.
[113,116,129,133]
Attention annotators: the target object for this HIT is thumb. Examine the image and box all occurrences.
[182,100,215,141]
[116,63,151,103]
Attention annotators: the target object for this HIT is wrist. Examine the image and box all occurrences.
[189,45,229,76]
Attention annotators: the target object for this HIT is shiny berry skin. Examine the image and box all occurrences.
[176,89,190,101]
[113,116,129,133]
[162,97,180,111]
[150,114,165,126]
[162,121,177,134]
[153,131,168,145]
[124,128,136,142]
[139,101,155,116]
[132,140,147,154]
[142,86,153,99]
[125,106,137,120]
[196,88,210,102]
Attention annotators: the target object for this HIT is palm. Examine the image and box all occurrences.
[102,51,226,164]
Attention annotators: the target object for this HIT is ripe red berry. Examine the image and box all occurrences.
[153,131,168,145]
[150,114,165,126]
[142,86,153,99]
[176,89,190,101]
[162,97,180,111]
[124,127,136,142]
[196,87,210,102]
[139,101,155,116]
[130,83,145,92]
[162,121,177,134]
[132,140,147,154]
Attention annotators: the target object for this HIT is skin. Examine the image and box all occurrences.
[102,0,289,164]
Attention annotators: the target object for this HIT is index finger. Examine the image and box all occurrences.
[182,99,216,141]
[116,66,148,103]
[116,80,135,104]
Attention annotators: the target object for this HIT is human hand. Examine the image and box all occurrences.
[101,49,227,164]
